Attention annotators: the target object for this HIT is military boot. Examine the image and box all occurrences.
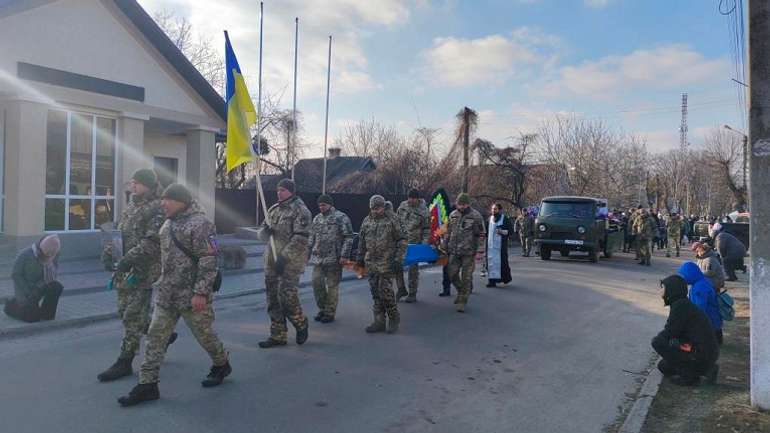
[386,313,400,334]
[396,286,408,301]
[117,383,159,407]
[456,303,466,313]
[365,314,386,333]
[98,357,133,382]
[258,338,287,349]
[404,293,417,303]
[296,325,309,345]
[201,361,232,387]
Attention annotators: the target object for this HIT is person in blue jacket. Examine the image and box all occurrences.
[678,261,723,345]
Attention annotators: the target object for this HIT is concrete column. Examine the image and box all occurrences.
[116,112,148,217]
[4,99,47,237]
[185,127,217,219]
[749,0,770,410]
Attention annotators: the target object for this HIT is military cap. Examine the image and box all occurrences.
[277,178,296,193]
[161,183,192,205]
[369,195,386,209]
[317,194,334,206]
[132,168,158,188]
[457,193,471,205]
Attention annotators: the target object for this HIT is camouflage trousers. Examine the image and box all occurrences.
[394,264,419,294]
[448,254,475,305]
[312,264,342,317]
[368,272,398,324]
[520,235,534,256]
[116,286,152,359]
[139,303,227,384]
[265,269,308,343]
[666,235,680,255]
[638,239,652,262]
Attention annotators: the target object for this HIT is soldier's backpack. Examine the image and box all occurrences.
[169,228,223,292]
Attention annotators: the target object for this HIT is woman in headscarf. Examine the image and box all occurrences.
[486,203,513,287]
[3,234,63,322]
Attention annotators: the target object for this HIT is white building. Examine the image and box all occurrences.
[0,0,225,257]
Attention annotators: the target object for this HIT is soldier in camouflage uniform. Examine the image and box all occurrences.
[118,184,230,407]
[443,193,485,312]
[98,169,174,382]
[629,206,642,260]
[633,208,657,266]
[514,208,535,257]
[357,195,407,334]
[256,179,312,348]
[395,189,430,303]
[666,212,683,258]
[308,194,354,323]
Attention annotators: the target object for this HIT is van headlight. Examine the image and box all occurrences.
[539,224,547,232]
[577,226,586,234]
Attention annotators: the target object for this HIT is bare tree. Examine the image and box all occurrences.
[473,133,536,208]
[703,128,747,210]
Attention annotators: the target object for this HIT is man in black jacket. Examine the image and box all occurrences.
[651,275,720,386]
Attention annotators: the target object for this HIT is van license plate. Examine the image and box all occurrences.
[565,240,584,245]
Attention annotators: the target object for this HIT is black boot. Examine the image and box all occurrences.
[118,383,159,407]
[296,325,309,345]
[404,293,417,303]
[396,287,408,301]
[438,290,451,297]
[366,314,386,333]
[314,311,324,322]
[98,357,133,382]
[387,314,400,334]
[258,338,287,349]
[319,314,335,323]
[201,361,232,387]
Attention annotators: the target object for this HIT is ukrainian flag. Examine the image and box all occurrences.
[225,31,257,172]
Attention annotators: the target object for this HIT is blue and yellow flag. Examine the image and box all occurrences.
[225,31,257,172]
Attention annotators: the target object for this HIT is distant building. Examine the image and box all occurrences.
[0,0,224,257]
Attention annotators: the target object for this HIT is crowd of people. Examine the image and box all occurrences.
[1,169,748,402]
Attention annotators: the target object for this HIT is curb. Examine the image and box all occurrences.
[0,268,381,340]
[618,357,663,433]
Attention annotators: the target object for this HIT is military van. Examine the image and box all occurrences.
[533,196,623,263]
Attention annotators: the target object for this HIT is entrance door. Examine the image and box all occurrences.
[153,156,178,188]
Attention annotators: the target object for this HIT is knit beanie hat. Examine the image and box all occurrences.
[369,195,386,209]
[161,183,192,205]
[317,194,334,206]
[132,169,158,189]
[277,178,296,193]
[408,188,420,199]
[457,193,471,205]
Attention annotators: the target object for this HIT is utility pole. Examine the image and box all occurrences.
[462,106,470,193]
[749,0,770,410]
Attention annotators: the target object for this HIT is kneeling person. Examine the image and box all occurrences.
[118,184,230,407]
[651,275,719,386]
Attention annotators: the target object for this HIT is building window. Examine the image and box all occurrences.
[45,110,116,231]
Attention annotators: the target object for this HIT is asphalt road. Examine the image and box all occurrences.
[0,251,687,433]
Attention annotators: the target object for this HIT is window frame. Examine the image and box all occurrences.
[44,110,117,233]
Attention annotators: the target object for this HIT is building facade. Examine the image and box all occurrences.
[0,0,225,257]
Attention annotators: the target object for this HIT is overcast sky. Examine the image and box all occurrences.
[138,0,746,157]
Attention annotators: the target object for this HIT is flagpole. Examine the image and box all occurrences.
[291,17,299,181]
[255,1,263,226]
[322,35,332,194]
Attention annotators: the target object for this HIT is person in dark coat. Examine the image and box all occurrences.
[651,275,719,386]
[710,223,747,281]
[4,235,63,323]
[486,203,513,287]
[679,262,723,345]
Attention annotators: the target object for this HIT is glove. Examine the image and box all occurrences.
[275,255,286,275]
[115,258,132,273]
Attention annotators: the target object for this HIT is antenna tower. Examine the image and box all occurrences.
[680,93,688,151]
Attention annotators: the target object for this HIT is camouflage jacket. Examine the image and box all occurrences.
[101,189,164,288]
[154,201,218,310]
[515,215,535,236]
[444,207,485,257]
[666,216,683,238]
[629,212,640,235]
[634,215,657,240]
[356,212,407,274]
[308,207,354,266]
[257,195,312,274]
[396,200,431,244]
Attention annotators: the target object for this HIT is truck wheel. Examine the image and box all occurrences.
[589,248,598,263]
[541,247,551,260]
[560,249,570,257]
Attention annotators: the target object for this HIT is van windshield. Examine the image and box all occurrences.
[540,202,594,218]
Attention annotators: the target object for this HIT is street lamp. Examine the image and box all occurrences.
[724,124,748,194]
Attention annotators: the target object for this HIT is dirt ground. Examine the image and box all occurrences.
[640,285,770,433]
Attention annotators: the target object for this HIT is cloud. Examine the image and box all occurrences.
[584,0,611,8]
[137,0,418,98]
[549,44,729,99]
[417,27,561,88]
